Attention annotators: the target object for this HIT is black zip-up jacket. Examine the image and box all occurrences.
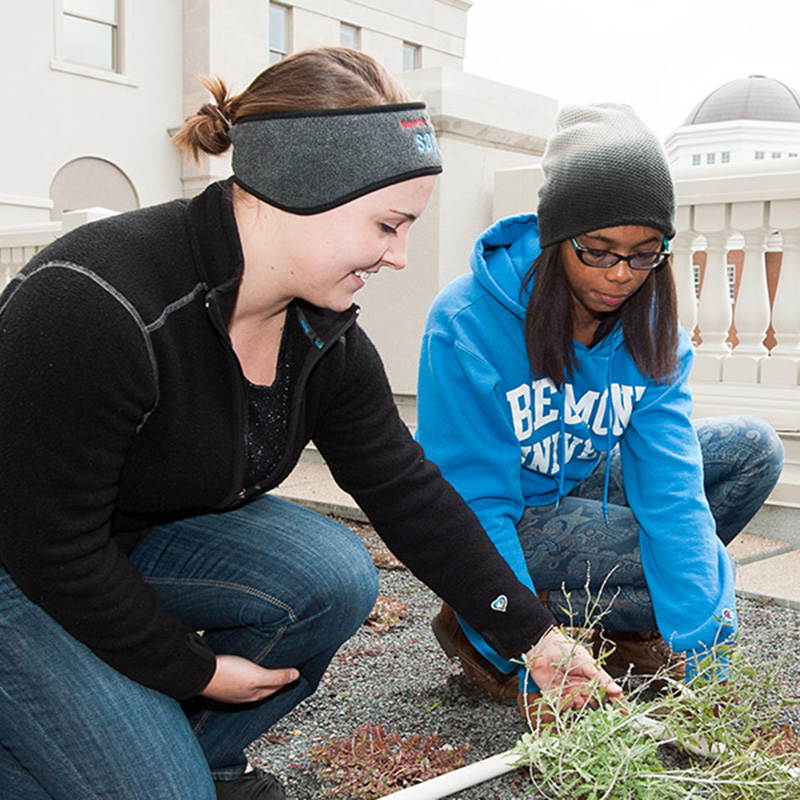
[0,181,552,699]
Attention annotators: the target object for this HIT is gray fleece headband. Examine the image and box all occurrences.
[229,102,442,215]
[537,103,676,248]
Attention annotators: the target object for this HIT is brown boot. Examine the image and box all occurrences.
[592,630,686,690]
[431,602,519,700]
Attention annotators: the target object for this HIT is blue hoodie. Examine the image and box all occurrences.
[417,214,736,684]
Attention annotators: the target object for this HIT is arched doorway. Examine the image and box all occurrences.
[50,157,139,221]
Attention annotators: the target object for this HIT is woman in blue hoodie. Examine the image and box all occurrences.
[417,103,784,712]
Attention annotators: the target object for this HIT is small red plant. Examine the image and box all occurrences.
[308,722,470,798]
[751,723,800,764]
[369,545,406,570]
[333,645,387,665]
[365,594,409,633]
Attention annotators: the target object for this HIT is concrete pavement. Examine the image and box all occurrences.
[274,460,800,612]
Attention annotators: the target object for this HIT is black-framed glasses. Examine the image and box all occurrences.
[569,237,670,270]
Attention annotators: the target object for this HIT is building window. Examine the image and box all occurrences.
[340,23,360,49]
[63,0,119,71]
[721,151,730,163]
[789,152,799,158]
[269,3,289,64]
[706,153,716,165]
[772,151,782,159]
[691,154,701,166]
[755,151,765,160]
[402,42,420,71]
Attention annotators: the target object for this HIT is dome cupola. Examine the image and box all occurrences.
[684,75,800,126]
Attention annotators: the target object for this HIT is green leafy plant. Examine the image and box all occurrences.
[512,584,800,799]
[308,722,470,798]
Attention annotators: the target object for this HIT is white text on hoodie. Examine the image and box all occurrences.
[506,378,646,473]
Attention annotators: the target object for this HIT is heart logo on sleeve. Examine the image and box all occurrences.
[491,595,508,612]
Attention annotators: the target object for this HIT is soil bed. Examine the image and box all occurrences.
[247,520,800,799]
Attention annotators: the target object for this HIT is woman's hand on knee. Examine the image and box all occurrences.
[199,655,299,704]
[523,627,624,710]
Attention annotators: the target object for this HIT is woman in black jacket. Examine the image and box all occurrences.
[0,47,619,800]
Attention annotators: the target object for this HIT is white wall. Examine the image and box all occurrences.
[0,0,559,399]
[0,1,477,221]
[289,0,471,73]
[178,0,473,194]
[0,0,184,226]
[356,67,556,394]
[665,120,800,172]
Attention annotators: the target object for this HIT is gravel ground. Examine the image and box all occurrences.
[247,520,800,799]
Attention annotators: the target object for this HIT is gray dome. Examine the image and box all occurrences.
[684,75,800,125]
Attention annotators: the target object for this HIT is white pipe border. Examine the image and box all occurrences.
[376,750,518,800]
[375,707,799,799]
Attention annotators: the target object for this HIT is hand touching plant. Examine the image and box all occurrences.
[523,626,624,711]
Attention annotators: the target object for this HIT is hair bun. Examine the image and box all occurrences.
[200,102,231,134]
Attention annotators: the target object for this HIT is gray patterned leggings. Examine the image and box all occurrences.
[516,415,784,630]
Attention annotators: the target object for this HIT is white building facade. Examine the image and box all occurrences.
[0,0,478,226]
[2,1,183,225]
[1,6,797,502]
[0,0,556,396]
[665,75,800,172]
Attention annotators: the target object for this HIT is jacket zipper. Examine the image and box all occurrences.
[206,289,359,506]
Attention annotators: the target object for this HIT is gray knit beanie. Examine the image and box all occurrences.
[537,103,675,248]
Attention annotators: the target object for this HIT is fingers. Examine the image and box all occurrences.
[263,667,300,688]
[596,668,624,701]
[574,655,624,700]
[525,628,626,710]
[200,655,301,703]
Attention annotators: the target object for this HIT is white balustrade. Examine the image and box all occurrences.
[672,180,800,393]
[690,204,732,382]
[723,202,771,383]
[670,180,800,474]
[672,205,698,336]
[0,224,60,289]
[762,229,800,386]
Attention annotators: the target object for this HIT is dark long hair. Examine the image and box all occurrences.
[523,244,679,384]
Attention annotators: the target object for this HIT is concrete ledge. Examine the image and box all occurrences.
[727,532,793,565]
[273,461,367,522]
[736,550,800,612]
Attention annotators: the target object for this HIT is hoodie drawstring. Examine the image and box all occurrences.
[556,341,617,522]
[555,384,567,510]
[601,350,615,525]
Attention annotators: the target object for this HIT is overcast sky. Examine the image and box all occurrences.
[463,0,800,139]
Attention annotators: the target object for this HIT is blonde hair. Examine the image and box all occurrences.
[172,46,411,162]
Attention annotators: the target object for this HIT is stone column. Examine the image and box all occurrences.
[723,201,770,383]
[179,0,269,197]
[672,205,698,337]
[693,204,732,381]
[762,200,800,386]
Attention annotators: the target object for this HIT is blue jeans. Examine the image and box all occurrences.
[518,415,784,630]
[0,495,378,799]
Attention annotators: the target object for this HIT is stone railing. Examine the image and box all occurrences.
[672,168,800,423]
[0,208,118,290]
[672,165,800,506]
[0,223,61,288]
